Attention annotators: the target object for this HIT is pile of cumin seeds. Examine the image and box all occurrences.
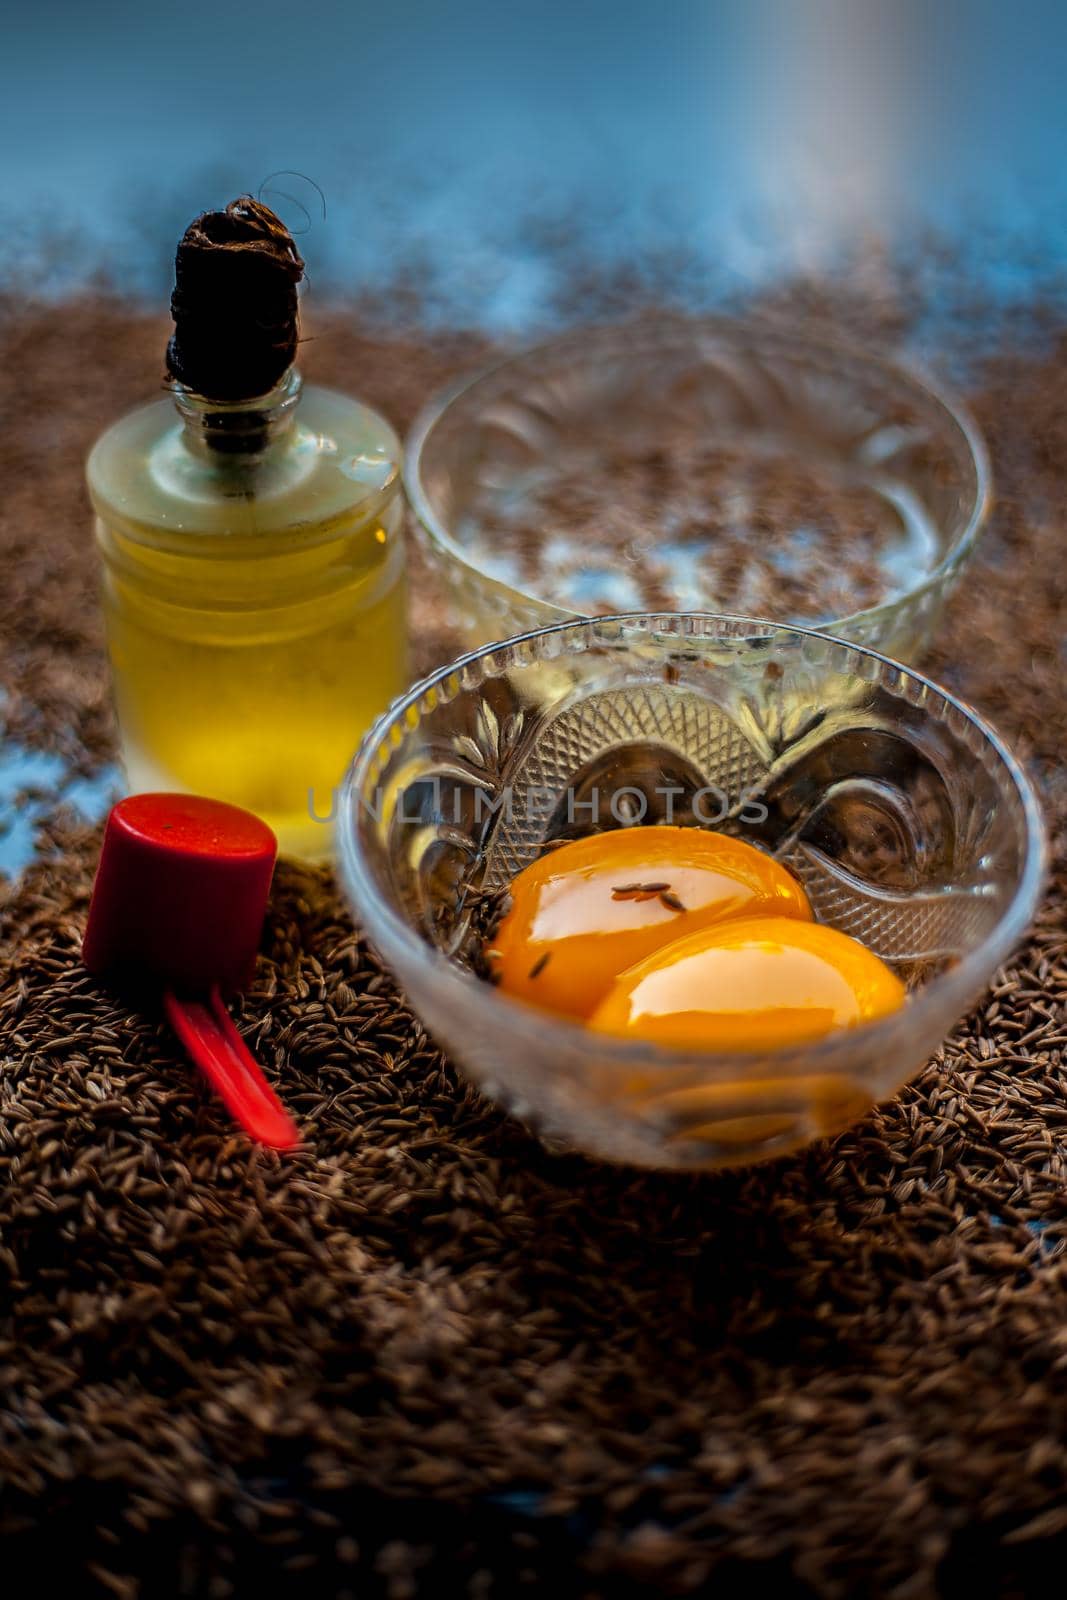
[470,445,903,622]
[1,290,1067,1600]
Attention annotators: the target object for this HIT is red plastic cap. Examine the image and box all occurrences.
[83,794,278,996]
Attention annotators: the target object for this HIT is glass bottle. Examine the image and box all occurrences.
[87,367,407,859]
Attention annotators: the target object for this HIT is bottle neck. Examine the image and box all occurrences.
[173,368,302,458]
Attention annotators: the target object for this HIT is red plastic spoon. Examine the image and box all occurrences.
[83,793,298,1150]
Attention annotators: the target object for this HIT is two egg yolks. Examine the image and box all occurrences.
[486,827,904,1049]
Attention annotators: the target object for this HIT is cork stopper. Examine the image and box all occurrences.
[165,197,305,403]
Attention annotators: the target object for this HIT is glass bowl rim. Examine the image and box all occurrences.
[339,611,1046,1079]
[404,315,993,638]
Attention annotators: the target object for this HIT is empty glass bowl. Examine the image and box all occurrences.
[406,318,990,663]
[339,614,1044,1171]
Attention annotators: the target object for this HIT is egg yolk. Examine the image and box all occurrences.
[588,916,905,1051]
[486,826,812,1020]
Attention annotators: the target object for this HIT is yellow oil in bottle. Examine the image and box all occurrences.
[88,378,408,859]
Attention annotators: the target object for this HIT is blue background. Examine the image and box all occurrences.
[4,0,1067,326]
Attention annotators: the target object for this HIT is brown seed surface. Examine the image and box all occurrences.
[471,444,901,620]
[0,283,1066,1597]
